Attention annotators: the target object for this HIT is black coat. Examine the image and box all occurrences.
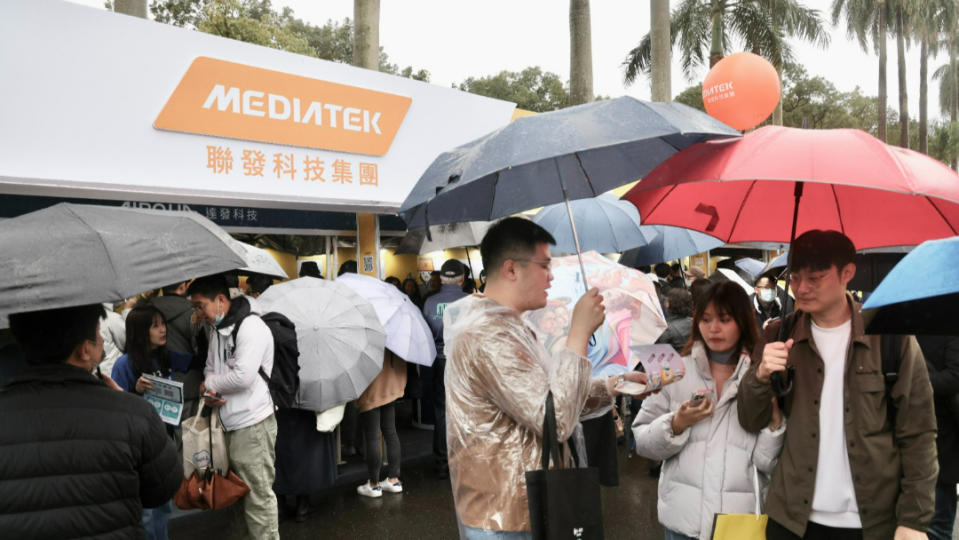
[0,364,182,539]
[917,335,959,485]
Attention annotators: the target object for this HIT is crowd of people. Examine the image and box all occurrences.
[0,218,956,540]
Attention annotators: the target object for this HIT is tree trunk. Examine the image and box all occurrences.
[895,6,908,148]
[353,0,379,70]
[569,0,593,105]
[113,0,147,18]
[952,40,958,169]
[650,0,671,102]
[709,2,723,67]
[878,1,887,142]
[920,39,928,154]
[774,66,783,125]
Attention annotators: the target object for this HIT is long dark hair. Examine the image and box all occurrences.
[125,303,171,379]
[683,281,760,357]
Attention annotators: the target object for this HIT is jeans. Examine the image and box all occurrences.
[664,528,697,540]
[228,414,279,540]
[929,484,958,540]
[142,500,172,540]
[360,401,401,483]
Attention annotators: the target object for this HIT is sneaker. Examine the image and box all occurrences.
[380,479,403,493]
[356,481,382,498]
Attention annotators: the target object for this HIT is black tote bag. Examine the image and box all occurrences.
[525,392,604,540]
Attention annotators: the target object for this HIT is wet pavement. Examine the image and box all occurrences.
[169,426,664,539]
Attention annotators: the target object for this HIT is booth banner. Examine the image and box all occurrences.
[0,0,516,213]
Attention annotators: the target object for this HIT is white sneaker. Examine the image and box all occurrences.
[356,481,382,498]
[380,479,403,493]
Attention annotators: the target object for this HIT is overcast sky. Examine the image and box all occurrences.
[71,0,945,122]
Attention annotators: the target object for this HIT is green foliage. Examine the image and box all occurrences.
[928,120,959,163]
[457,67,571,112]
[149,0,429,80]
[624,0,830,84]
[674,84,706,111]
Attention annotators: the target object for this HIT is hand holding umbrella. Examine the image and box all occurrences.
[566,288,606,357]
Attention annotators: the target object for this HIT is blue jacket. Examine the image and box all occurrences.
[111,350,193,393]
[422,285,468,360]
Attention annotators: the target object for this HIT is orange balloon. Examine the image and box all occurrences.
[702,52,781,131]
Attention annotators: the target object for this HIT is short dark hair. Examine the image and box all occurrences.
[666,288,693,318]
[246,274,274,295]
[689,278,712,306]
[789,230,855,273]
[9,304,105,365]
[480,217,556,277]
[299,261,322,279]
[187,274,230,301]
[338,260,357,276]
[635,265,651,274]
[684,280,759,356]
[654,263,671,279]
[161,281,188,296]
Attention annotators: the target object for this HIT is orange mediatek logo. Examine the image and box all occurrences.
[154,57,412,156]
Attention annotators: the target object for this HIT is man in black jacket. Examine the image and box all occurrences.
[0,304,182,539]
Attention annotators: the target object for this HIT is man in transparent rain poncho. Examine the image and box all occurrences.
[443,217,649,539]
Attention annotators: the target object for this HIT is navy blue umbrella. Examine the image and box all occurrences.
[399,97,737,285]
[399,98,739,231]
[862,236,959,335]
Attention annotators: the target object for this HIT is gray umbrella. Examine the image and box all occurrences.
[398,97,739,229]
[532,194,656,254]
[256,277,386,412]
[0,203,246,322]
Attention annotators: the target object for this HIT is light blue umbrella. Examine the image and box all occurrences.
[618,226,724,267]
[862,236,959,335]
[532,194,656,254]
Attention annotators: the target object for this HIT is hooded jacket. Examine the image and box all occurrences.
[0,363,182,538]
[633,342,785,539]
[151,294,197,356]
[203,295,275,431]
[443,295,613,532]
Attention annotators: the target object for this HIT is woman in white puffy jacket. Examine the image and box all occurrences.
[633,280,785,540]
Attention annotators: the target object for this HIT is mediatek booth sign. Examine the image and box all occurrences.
[0,0,515,213]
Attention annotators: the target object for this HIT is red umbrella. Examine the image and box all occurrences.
[622,126,959,250]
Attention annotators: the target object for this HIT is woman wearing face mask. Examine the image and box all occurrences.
[632,281,785,540]
[112,303,193,540]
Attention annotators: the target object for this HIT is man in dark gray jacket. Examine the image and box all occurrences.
[152,280,197,356]
[0,303,182,539]
[422,259,468,478]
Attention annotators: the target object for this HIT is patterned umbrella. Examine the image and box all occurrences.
[524,251,667,377]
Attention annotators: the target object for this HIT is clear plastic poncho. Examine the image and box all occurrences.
[443,295,613,532]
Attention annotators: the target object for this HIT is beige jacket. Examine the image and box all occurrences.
[357,350,407,413]
[443,295,612,532]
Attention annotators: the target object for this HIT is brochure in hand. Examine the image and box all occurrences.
[142,374,185,426]
[614,344,685,395]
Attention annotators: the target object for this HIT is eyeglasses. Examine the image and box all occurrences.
[514,258,552,270]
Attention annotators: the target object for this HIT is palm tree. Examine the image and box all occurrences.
[569,0,594,105]
[623,0,828,125]
[894,1,909,147]
[832,0,888,142]
[911,0,953,154]
[352,0,379,70]
[651,0,672,101]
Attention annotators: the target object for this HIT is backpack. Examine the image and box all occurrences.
[230,312,300,409]
[774,311,902,424]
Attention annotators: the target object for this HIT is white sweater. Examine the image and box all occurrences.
[204,297,275,431]
[632,342,786,540]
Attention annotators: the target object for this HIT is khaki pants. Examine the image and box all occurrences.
[228,414,279,539]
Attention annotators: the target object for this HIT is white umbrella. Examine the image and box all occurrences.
[257,277,386,412]
[231,240,288,279]
[335,273,437,366]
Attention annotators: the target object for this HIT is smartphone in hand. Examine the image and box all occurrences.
[689,389,714,406]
